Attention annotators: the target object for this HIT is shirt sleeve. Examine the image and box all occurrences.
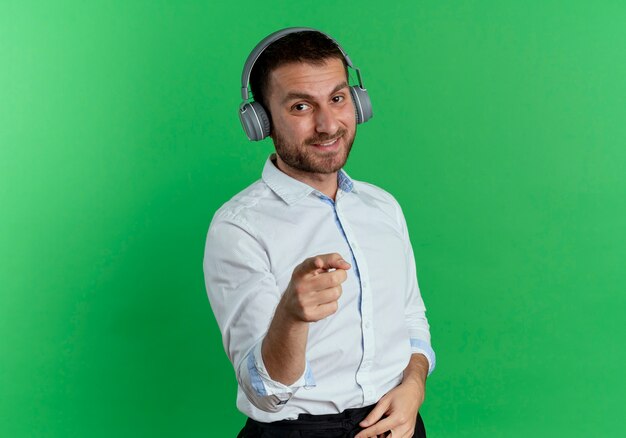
[394,201,437,376]
[203,214,316,412]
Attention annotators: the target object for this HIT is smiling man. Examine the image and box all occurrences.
[203,28,436,438]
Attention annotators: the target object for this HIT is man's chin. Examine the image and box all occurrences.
[309,153,349,174]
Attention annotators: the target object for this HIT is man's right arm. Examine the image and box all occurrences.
[203,215,349,412]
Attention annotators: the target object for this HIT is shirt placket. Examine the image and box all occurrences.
[330,191,378,406]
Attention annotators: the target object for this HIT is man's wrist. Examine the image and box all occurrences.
[402,353,429,386]
[401,375,425,392]
[273,298,309,330]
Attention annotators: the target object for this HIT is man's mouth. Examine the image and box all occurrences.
[311,136,341,148]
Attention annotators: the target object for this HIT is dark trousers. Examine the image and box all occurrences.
[237,404,426,438]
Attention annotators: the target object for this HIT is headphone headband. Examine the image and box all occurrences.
[240,27,361,101]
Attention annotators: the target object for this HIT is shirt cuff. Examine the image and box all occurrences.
[240,340,316,411]
[410,338,436,376]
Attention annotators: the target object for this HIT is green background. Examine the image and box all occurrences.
[2,1,625,436]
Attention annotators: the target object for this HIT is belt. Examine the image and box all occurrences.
[248,404,375,432]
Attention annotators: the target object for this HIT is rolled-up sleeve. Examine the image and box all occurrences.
[203,213,316,412]
[394,201,437,376]
[238,340,316,411]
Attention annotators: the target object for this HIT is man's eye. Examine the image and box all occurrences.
[332,95,345,103]
[293,103,309,111]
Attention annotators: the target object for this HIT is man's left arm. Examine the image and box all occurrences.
[397,198,436,377]
[356,198,436,438]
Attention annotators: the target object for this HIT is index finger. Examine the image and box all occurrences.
[355,417,394,438]
[300,253,351,275]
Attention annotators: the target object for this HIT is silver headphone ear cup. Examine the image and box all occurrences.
[251,101,271,139]
[349,86,373,124]
[239,101,271,141]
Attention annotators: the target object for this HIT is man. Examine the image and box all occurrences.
[203,28,436,437]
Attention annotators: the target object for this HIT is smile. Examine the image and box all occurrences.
[311,136,341,148]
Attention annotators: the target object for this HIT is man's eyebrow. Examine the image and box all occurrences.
[281,82,349,105]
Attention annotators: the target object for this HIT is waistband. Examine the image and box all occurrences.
[249,405,375,431]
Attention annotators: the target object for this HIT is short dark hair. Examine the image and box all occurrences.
[249,31,348,112]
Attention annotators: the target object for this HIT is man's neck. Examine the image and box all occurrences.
[273,154,338,201]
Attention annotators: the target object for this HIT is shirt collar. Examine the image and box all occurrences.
[262,153,357,205]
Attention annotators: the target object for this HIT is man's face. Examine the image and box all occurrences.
[265,58,357,175]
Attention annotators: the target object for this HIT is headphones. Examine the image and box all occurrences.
[239,27,373,141]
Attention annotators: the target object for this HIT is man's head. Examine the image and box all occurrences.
[249,31,357,175]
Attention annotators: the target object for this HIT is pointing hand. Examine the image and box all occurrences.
[282,253,351,323]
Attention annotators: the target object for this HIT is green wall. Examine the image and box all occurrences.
[2,1,625,436]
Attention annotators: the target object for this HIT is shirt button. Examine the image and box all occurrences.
[364,321,371,329]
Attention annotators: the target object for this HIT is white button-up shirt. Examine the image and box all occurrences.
[203,154,436,422]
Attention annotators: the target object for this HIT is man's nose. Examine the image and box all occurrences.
[314,104,339,134]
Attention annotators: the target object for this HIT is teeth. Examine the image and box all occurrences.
[319,138,337,146]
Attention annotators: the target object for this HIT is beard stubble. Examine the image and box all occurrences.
[271,126,356,174]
